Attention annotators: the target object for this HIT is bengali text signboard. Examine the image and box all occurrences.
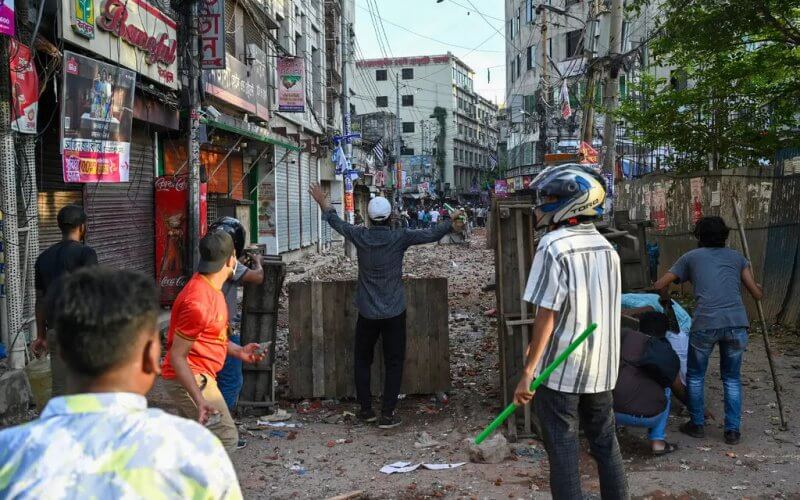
[277,57,305,112]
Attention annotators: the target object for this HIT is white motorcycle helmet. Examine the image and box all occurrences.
[530,164,607,229]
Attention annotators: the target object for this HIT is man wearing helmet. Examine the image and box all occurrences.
[208,217,265,449]
[310,184,464,429]
[513,165,629,499]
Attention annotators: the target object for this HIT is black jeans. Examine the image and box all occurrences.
[355,311,406,414]
[535,386,630,500]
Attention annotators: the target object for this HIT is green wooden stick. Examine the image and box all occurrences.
[474,323,598,445]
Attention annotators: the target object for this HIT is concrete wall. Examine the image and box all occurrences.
[616,168,800,325]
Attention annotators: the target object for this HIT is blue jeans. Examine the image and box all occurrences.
[217,334,243,411]
[615,389,671,441]
[687,327,748,431]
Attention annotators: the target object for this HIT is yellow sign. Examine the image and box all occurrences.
[71,0,96,39]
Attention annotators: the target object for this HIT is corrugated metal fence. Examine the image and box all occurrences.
[617,168,800,329]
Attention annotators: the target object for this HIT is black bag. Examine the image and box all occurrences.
[635,337,680,388]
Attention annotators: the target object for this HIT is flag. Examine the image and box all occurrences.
[579,141,599,165]
[372,139,384,165]
[333,144,349,174]
[488,152,498,169]
[560,79,572,119]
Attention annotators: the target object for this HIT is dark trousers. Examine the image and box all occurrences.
[355,311,406,414]
[535,386,630,500]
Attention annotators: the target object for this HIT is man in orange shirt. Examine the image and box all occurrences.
[162,231,265,452]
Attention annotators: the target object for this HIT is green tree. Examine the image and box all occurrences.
[619,0,800,172]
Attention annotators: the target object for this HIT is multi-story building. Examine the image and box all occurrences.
[503,0,667,177]
[352,53,498,200]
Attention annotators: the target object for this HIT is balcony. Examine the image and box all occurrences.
[250,0,281,30]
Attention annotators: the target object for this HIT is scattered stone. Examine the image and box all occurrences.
[466,433,510,464]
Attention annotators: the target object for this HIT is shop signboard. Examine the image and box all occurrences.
[258,170,278,255]
[155,175,208,305]
[0,0,14,37]
[204,46,269,120]
[61,51,136,183]
[9,41,38,134]
[61,0,179,89]
[277,56,305,112]
[199,0,225,69]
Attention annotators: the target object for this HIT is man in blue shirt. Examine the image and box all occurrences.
[654,216,762,445]
[310,185,463,429]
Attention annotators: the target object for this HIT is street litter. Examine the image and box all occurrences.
[732,486,748,491]
[257,420,302,428]
[262,409,293,422]
[414,432,441,449]
[379,461,466,475]
[269,430,288,438]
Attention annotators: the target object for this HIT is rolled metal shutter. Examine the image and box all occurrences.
[83,128,154,277]
[309,155,319,245]
[300,152,312,246]
[288,150,301,250]
[275,147,289,253]
[37,191,84,249]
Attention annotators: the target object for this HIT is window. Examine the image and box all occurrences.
[566,30,583,59]
[566,0,581,6]
[401,147,414,156]
[376,96,388,107]
[402,121,415,133]
[402,68,414,80]
[516,8,521,38]
[376,69,387,81]
[525,0,536,23]
[458,124,463,134]
[402,94,414,106]
[350,103,356,115]
[516,54,521,77]
[527,45,534,70]
[510,60,516,83]
[507,19,514,39]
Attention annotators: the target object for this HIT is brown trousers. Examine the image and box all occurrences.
[163,374,239,452]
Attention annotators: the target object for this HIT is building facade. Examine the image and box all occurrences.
[352,53,498,200]
[503,0,667,178]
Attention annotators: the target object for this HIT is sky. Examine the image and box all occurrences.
[353,0,507,105]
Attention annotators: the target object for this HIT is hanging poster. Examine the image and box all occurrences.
[690,177,703,224]
[9,41,38,134]
[70,0,95,38]
[0,0,14,37]
[258,170,278,255]
[61,51,136,183]
[199,0,225,69]
[494,179,508,198]
[277,57,305,112]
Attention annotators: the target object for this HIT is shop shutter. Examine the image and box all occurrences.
[287,151,301,250]
[37,191,84,250]
[275,147,289,253]
[309,155,319,245]
[300,152,311,246]
[83,127,155,277]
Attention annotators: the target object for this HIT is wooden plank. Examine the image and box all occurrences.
[311,281,326,398]
[435,278,450,391]
[288,282,313,399]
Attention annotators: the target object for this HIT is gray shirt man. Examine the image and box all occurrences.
[322,208,452,319]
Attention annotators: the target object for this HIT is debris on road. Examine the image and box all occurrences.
[467,433,511,464]
[379,461,466,475]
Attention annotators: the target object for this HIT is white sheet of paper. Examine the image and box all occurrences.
[380,463,421,474]
[422,463,466,470]
[256,421,300,428]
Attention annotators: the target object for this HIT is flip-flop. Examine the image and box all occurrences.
[652,441,678,456]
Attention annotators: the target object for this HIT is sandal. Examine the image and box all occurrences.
[652,441,678,456]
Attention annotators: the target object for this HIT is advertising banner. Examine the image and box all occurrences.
[0,0,14,37]
[204,47,269,120]
[61,51,136,183]
[61,0,178,89]
[258,170,278,255]
[277,57,305,112]
[199,0,225,69]
[494,179,508,198]
[9,41,38,134]
[690,177,703,224]
[155,175,207,305]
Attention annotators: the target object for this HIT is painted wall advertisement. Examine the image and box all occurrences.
[277,57,305,112]
[61,51,136,183]
[690,177,704,224]
[61,0,179,89]
[199,0,225,69]
[9,41,38,134]
[0,0,15,37]
[651,185,667,231]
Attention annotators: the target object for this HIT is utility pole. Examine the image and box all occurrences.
[601,0,624,186]
[580,0,601,144]
[537,7,549,166]
[394,73,401,197]
[420,120,425,156]
[340,1,355,257]
[186,0,201,270]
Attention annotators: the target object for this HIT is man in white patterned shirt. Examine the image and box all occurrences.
[514,165,628,500]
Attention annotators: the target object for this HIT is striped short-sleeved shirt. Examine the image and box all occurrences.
[523,223,621,394]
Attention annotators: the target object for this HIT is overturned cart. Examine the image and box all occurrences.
[491,200,650,441]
